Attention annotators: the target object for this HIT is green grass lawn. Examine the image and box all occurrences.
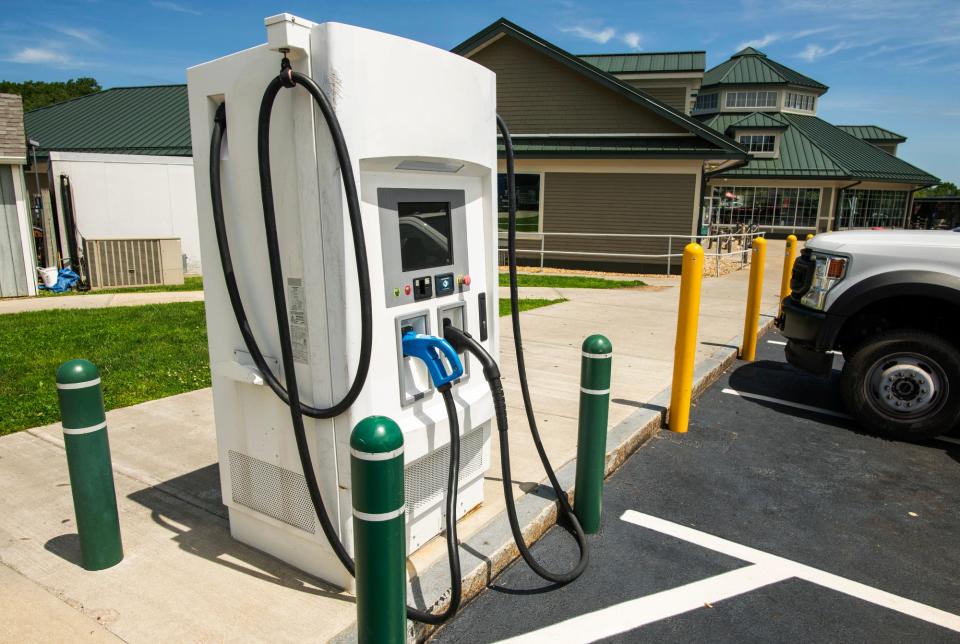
[498,273,646,289]
[0,296,566,435]
[38,275,204,297]
[499,298,566,316]
[0,302,210,435]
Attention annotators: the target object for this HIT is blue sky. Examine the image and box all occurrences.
[2,0,957,182]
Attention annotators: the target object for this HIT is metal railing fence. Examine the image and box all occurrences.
[497,230,766,277]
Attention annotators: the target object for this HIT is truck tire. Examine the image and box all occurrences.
[841,329,960,440]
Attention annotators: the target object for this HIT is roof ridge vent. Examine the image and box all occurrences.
[731,47,766,58]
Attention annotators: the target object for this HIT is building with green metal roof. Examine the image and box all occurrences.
[453,18,747,272]
[576,51,705,114]
[693,47,936,234]
[835,125,907,155]
[21,85,199,277]
[24,85,191,158]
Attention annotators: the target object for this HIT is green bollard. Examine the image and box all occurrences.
[56,359,123,571]
[351,416,406,644]
[573,334,612,534]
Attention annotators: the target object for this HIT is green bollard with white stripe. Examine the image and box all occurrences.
[56,359,123,571]
[351,416,406,644]
[573,334,612,534]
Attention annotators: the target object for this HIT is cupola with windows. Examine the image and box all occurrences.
[693,47,827,117]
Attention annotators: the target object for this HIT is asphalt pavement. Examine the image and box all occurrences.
[434,332,960,643]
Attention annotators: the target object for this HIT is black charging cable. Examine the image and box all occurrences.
[443,320,589,584]
[209,60,464,624]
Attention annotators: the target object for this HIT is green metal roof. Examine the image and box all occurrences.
[703,48,827,91]
[699,112,937,184]
[726,112,788,130]
[836,125,907,143]
[24,85,191,157]
[499,135,742,158]
[578,51,705,74]
[453,18,747,159]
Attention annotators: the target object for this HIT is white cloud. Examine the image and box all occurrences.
[6,47,73,65]
[621,32,642,49]
[792,26,839,39]
[47,25,101,48]
[798,43,826,61]
[797,41,852,61]
[562,25,616,44]
[735,27,838,53]
[150,1,201,15]
[736,33,780,50]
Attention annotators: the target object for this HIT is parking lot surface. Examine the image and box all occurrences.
[435,332,960,643]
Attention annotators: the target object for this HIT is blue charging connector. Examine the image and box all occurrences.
[402,332,464,388]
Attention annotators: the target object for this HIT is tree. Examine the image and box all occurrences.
[0,78,102,111]
[916,182,959,198]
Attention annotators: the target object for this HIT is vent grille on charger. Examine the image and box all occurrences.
[227,427,487,532]
[228,450,316,533]
[405,427,487,519]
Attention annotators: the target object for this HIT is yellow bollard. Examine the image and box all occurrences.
[740,236,767,361]
[778,235,798,313]
[805,233,814,242]
[669,243,704,433]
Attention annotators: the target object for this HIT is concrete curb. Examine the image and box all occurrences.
[332,313,778,643]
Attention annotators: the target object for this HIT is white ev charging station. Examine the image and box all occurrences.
[187,14,498,591]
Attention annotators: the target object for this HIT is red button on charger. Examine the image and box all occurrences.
[403,284,411,295]
[462,275,471,286]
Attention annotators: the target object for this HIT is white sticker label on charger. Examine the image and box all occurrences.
[287,277,310,363]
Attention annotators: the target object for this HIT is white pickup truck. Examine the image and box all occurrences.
[779,230,960,439]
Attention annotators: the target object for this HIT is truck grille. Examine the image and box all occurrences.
[790,249,815,298]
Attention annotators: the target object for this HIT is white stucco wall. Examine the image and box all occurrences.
[49,151,202,274]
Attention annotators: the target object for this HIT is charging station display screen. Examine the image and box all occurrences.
[398,202,453,271]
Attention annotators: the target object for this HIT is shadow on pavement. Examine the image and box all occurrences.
[699,341,739,351]
[44,533,82,567]
[726,359,853,430]
[126,464,352,603]
[726,359,960,462]
[611,399,667,426]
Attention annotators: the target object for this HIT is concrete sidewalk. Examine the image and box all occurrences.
[0,242,786,642]
[0,290,204,314]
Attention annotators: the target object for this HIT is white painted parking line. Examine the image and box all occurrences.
[721,387,852,420]
[495,564,791,644]
[621,511,960,634]
[499,512,960,643]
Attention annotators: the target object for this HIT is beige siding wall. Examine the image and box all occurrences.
[0,94,26,161]
[469,36,687,134]
[629,85,686,112]
[619,77,698,113]
[531,172,696,263]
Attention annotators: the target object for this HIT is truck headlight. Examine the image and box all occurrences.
[800,254,847,311]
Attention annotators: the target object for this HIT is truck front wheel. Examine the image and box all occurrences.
[841,329,960,440]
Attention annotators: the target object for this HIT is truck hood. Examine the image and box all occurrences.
[809,229,960,254]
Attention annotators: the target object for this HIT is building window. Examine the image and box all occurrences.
[738,134,776,153]
[710,185,821,229]
[694,93,718,111]
[725,91,778,109]
[785,92,815,112]
[498,173,541,232]
[836,189,909,229]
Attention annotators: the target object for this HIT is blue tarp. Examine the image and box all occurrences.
[39,268,80,293]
